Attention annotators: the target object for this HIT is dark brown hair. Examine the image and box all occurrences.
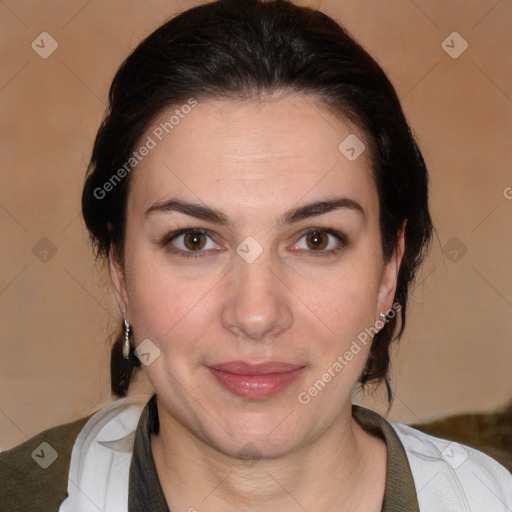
[82,0,433,399]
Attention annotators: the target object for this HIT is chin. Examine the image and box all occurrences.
[212,435,297,463]
[199,412,304,460]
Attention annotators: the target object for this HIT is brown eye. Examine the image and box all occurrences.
[183,232,207,250]
[305,230,328,250]
[164,229,222,258]
[292,228,347,255]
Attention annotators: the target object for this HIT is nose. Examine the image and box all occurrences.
[221,251,293,341]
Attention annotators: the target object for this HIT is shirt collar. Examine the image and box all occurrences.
[128,394,169,511]
[353,404,420,511]
[128,395,419,511]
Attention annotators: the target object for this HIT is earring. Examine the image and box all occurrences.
[379,312,387,321]
[123,319,131,360]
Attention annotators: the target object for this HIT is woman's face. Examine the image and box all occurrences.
[110,95,403,458]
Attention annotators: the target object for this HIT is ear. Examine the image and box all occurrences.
[108,245,130,320]
[377,220,406,315]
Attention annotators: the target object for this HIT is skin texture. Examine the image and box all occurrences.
[110,95,405,511]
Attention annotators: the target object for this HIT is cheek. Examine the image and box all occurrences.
[307,286,378,378]
[294,259,383,397]
[293,252,382,342]
[124,250,225,369]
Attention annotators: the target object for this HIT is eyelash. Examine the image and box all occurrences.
[161,228,348,259]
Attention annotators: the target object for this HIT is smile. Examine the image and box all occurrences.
[205,361,307,399]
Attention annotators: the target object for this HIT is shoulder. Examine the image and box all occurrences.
[0,413,92,512]
[59,396,147,512]
[391,422,512,511]
[0,397,145,512]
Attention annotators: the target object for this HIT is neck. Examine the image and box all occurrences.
[151,400,387,512]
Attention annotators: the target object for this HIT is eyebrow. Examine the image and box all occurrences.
[145,197,366,226]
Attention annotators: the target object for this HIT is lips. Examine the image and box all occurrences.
[205,361,306,399]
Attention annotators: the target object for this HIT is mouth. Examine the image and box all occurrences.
[204,361,306,399]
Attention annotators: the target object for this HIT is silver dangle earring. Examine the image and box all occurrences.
[123,319,131,360]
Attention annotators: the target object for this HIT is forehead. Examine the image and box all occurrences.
[127,95,377,222]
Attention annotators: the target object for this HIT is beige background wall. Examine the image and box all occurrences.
[1,0,511,450]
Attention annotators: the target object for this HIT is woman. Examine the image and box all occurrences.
[1,0,511,510]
